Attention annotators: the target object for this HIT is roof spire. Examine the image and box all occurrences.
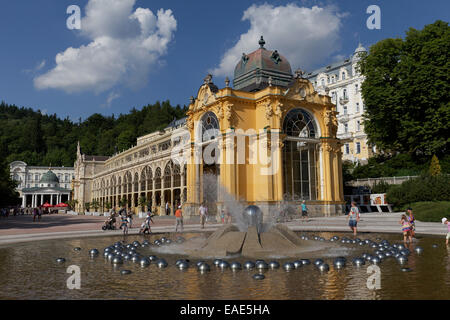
[259,36,265,49]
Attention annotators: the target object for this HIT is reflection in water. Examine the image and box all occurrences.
[0,232,448,300]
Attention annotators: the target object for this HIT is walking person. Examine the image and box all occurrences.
[175,205,184,232]
[406,207,416,239]
[32,207,38,222]
[127,210,133,229]
[199,203,207,229]
[120,213,129,235]
[399,214,412,244]
[165,201,170,216]
[442,218,449,246]
[301,200,308,222]
[347,202,360,236]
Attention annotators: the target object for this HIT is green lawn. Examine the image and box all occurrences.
[406,201,450,222]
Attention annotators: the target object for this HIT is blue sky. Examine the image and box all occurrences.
[0,0,448,121]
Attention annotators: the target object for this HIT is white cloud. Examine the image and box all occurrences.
[23,60,46,74]
[34,0,176,93]
[102,91,121,108]
[211,4,345,77]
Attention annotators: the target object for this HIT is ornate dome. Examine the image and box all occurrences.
[233,36,293,92]
[40,170,59,184]
[352,43,367,61]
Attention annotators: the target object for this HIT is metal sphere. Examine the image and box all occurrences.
[401,267,412,272]
[293,260,303,269]
[318,263,330,272]
[329,238,336,242]
[165,239,172,245]
[219,261,230,269]
[283,262,295,271]
[384,251,392,257]
[103,251,110,258]
[128,250,136,256]
[178,261,189,270]
[242,205,263,232]
[230,262,242,270]
[196,261,206,267]
[176,259,187,266]
[157,259,168,268]
[56,258,66,264]
[377,253,386,260]
[370,257,381,265]
[112,256,123,265]
[131,255,141,263]
[414,246,424,254]
[140,258,150,267]
[244,261,255,270]
[123,254,132,261]
[400,249,410,256]
[107,253,116,261]
[303,236,309,241]
[314,259,324,267]
[148,255,158,262]
[89,249,99,257]
[256,261,268,269]
[352,258,365,266]
[213,259,223,267]
[397,255,408,264]
[301,259,311,265]
[120,270,132,275]
[397,244,405,251]
[142,240,150,245]
[74,247,82,252]
[154,240,161,246]
[269,261,280,269]
[104,247,113,253]
[253,273,265,280]
[198,263,210,272]
[333,259,346,269]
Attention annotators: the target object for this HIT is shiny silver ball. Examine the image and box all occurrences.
[213,259,223,266]
[318,263,329,272]
[243,205,263,232]
[370,257,381,265]
[124,254,132,261]
[112,256,123,265]
[196,261,206,267]
[253,273,265,280]
[120,270,132,275]
[230,262,242,270]
[301,259,311,265]
[107,253,116,261]
[178,261,189,270]
[333,259,345,268]
[103,251,110,258]
[157,259,168,268]
[219,261,230,269]
[269,261,280,269]
[104,247,113,253]
[415,247,424,254]
[56,258,66,264]
[314,259,324,266]
[244,261,255,270]
[352,258,365,266]
[401,267,412,272]
[256,261,269,270]
[140,258,150,267]
[397,255,408,264]
[89,249,99,257]
[131,255,141,263]
[74,247,82,252]
[283,262,295,271]
[293,260,303,269]
[148,255,158,262]
[198,263,210,272]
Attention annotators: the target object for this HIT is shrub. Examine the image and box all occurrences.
[387,174,450,209]
[370,180,391,194]
[407,201,450,222]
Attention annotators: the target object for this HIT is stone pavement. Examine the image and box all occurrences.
[0,211,447,246]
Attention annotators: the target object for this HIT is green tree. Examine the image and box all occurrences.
[359,20,450,156]
[429,155,442,176]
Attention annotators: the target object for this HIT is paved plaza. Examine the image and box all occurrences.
[0,212,447,246]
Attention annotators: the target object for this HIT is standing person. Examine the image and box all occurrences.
[127,209,133,229]
[225,207,232,224]
[175,205,184,232]
[220,208,225,224]
[33,207,38,222]
[406,207,416,238]
[165,201,170,216]
[347,202,360,236]
[301,200,308,222]
[442,218,449,246]
[120,213,129,235]
[199,203,207,229]
[399,214,412,244]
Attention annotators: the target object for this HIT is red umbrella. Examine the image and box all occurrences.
[55,203,69,207]
[42,202,53,208]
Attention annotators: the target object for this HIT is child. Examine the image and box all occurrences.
[442,218,449,246]
[301,200,308,222]
[399,214,412,244]
[406,208,416,238]
[120,214,129,235]
[347,202,360,236]
[140,212,154,234]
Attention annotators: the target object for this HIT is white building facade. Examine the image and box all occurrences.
[306,44,374,164]
[10,161,74,207]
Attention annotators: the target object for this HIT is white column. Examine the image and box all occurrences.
[22,195,26,208]
[32,194,35,208]
[40,194,44,205]
[50,194,53,205]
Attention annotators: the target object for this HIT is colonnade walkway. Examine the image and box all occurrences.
[0,212,447,246]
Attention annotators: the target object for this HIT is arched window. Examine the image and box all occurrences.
[147,167,153,191]
[200,111,220,142]
[282,108,317,139]
[134,172,139,192]
[163,163,172,189]
[140,168,147,191]
[154,168,162,190]
[282,108,319,201]
[173,164,181,188]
